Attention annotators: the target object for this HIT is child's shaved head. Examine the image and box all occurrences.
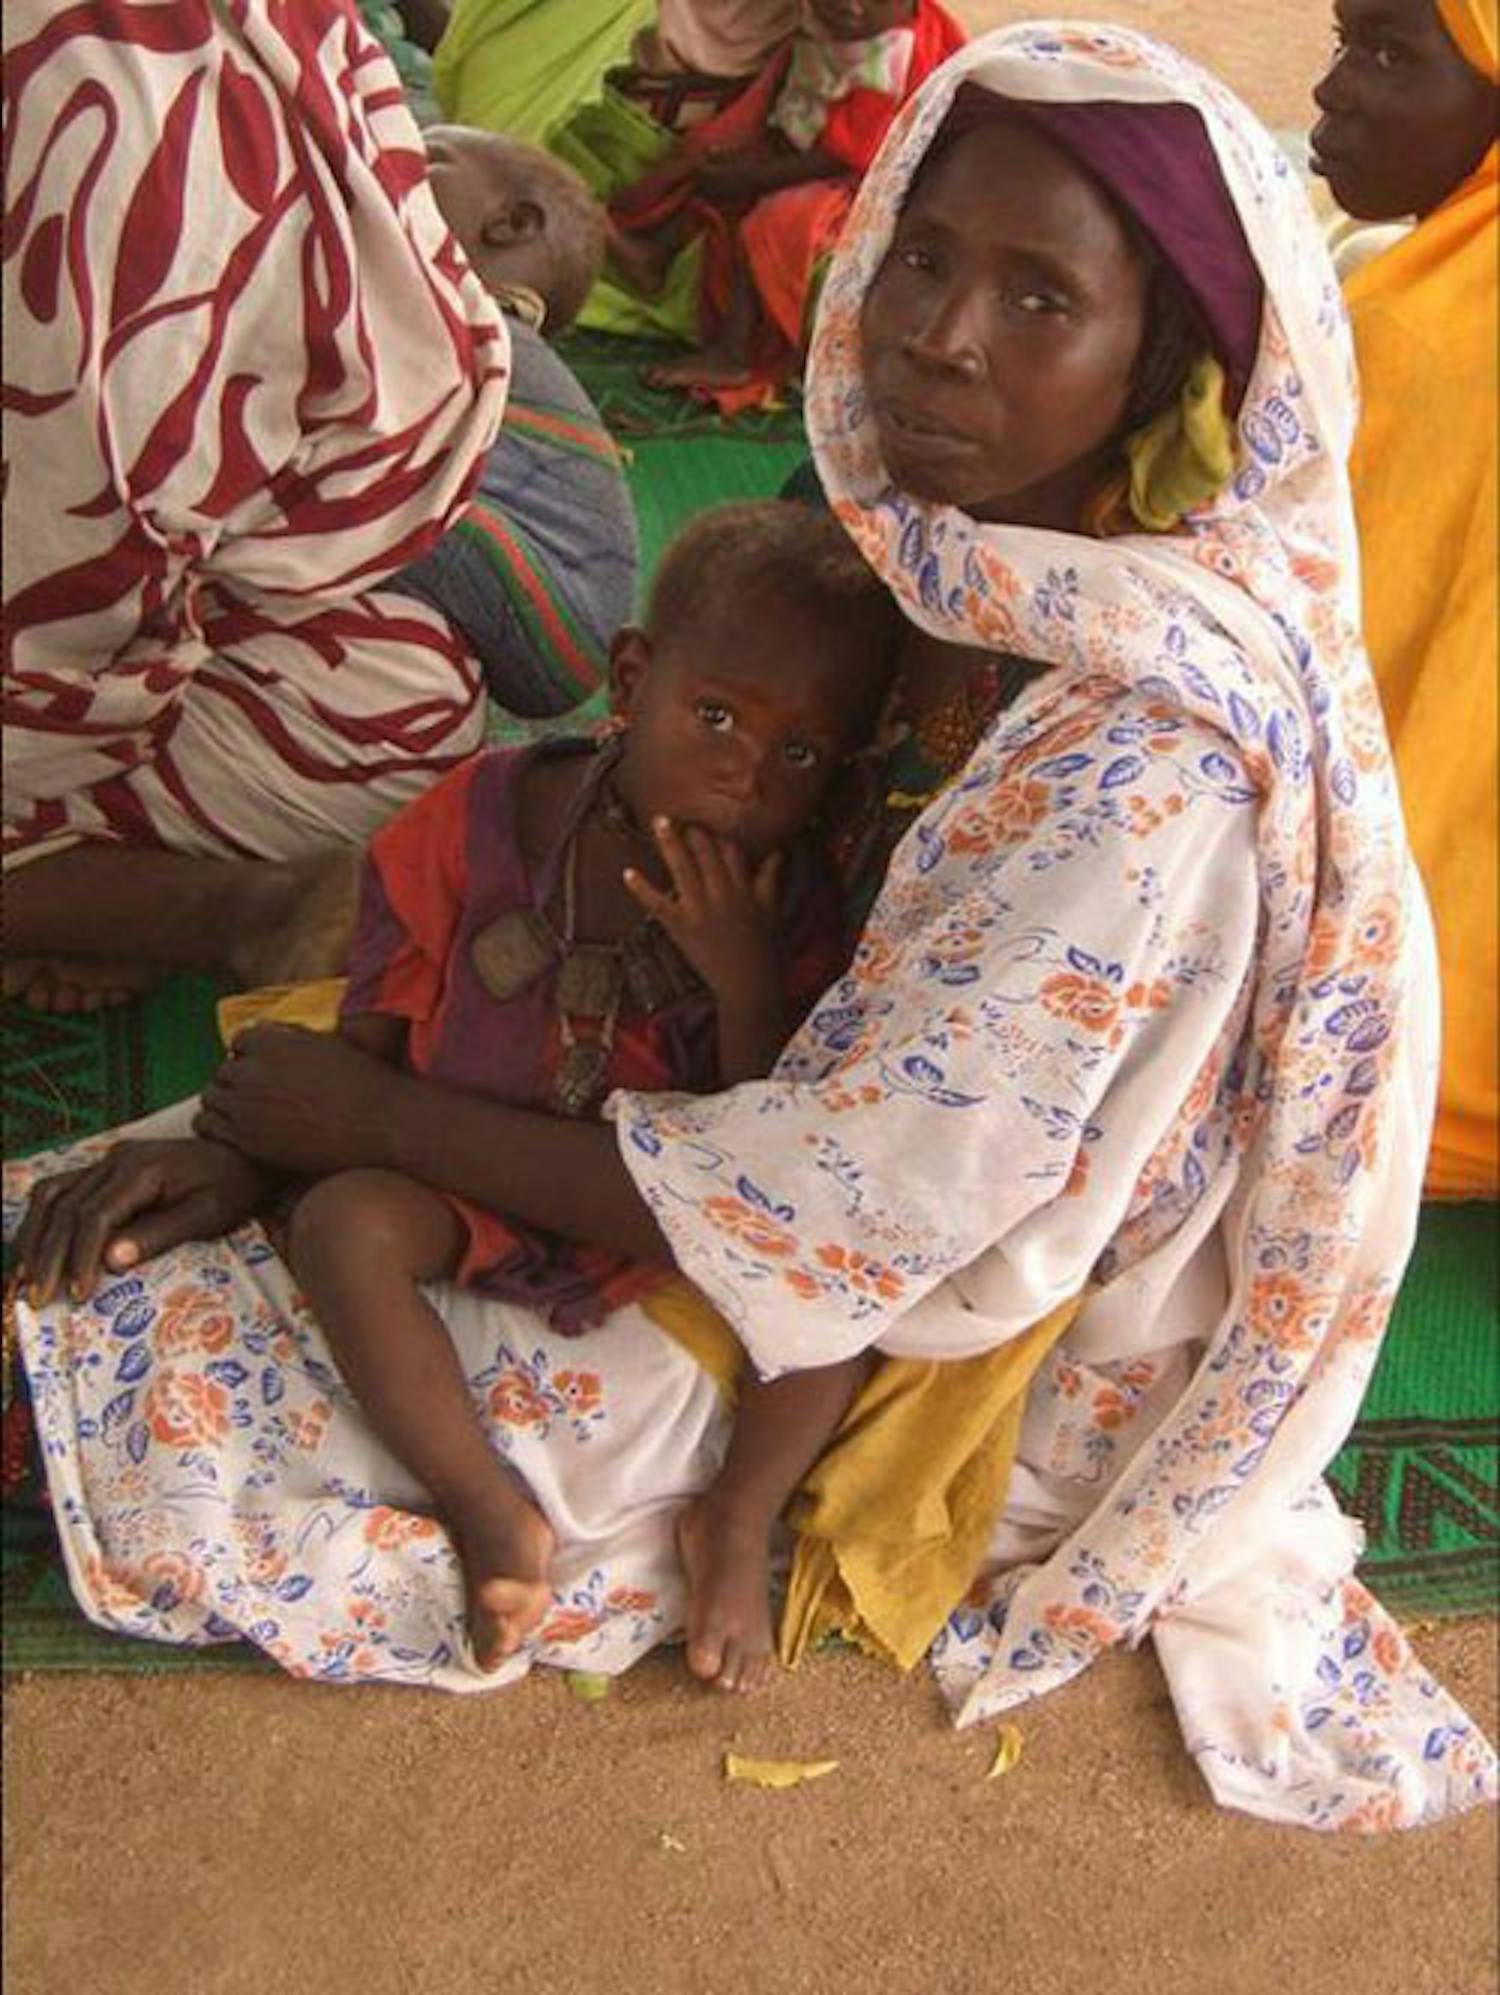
[647,501,900,722]
[425,126,605,332]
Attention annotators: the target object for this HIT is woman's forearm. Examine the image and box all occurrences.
[376,1066,673,1264]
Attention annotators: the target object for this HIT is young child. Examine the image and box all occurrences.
[286,502,902,1687]
[605,0,964,405]
[392,127,639,726]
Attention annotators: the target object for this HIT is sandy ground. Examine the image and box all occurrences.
[5,1625,1495,1995]
[5,6,1495,1994]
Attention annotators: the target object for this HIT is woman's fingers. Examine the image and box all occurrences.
[11,1167,94,1302]
[63,1158,169,1301]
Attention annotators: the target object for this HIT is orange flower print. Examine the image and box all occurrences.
[704,1194,796,1260]
[1348,893,1402,970]
[1054,1361,1084,1399]
[285,1399,331,1451]
[144,1368,231,1449]
[819,1081,884,1115]
[84,1554,148,1618]
[138,1550,204,1610]
[948,778,1052,855]
[1302,913,1344,982]
[153,1285,235,1357]
[1124,977,1170,1013]
[1091,1387,1132,1432]
[538,1607,602,1645]
[851,933,900,986]
[1371,1625,1406,1676]
[1039,971,1119,1035]
[1063,1144,1092,1198]
[362,1506,441,1550]
[813,1243,904,1302]
[1250,1270,1325,1352]
[605,1586,657,1615]
[488,1370,549,1429]
[553,1370,603,1418]
[1042,1602,1118,1646]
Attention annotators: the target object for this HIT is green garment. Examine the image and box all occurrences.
[432,0,655,145]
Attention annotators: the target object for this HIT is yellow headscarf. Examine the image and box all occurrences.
[1436,0,1497,80]
[1344,0,1498,1195]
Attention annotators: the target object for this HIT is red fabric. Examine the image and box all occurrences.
[817,1,967,172]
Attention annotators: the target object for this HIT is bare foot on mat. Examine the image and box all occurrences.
[3,956,158,1014]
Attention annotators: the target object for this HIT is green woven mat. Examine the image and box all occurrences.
[3,348,1494,1670]
[556,329,808,448]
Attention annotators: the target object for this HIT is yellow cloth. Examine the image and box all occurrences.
[1437,0,1498,79]
[645,1283,1082,1673]
[779,1297,1082,1671]
[1345,139,1499,1196]
[217,978,348,1045]
[1125,353,1236,531]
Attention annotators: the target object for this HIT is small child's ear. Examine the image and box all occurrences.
[481,198,546,249]
[609,626,651,717]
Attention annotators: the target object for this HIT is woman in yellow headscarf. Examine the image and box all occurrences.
[1312,0,1499,1197]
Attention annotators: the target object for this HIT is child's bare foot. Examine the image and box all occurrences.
[676,1495,775,1692]
[643,351,753,395]
[454,1500,556,1672]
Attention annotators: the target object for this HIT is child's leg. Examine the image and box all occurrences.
[287,1168,554,1671]
[644,253,757,391]
[606,213,692,297]
[677,1356,866,1692]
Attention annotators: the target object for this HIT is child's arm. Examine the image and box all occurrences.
[622,820,790,1085]
[695,139,846,209]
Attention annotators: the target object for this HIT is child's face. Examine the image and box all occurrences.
[424,126,554,304]
[806,0,915,41]
[612,597,881,860]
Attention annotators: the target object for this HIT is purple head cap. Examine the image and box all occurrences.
[942,85,1265,412]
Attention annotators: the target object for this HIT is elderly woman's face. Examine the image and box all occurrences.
[1311,0,1497,220]
[859,116,1151,527]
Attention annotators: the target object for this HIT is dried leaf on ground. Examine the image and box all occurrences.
[723,1753,839,1790]
[986,1725,1024,1780]
[566,1671,611,1702]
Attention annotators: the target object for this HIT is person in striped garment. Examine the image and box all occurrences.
[1,5,634,1016]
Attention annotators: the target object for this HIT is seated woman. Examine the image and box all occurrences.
[8,26,1495,1833]
[2,3,635,1015]
[1310,0,1498,1197]
[604,0,964,409]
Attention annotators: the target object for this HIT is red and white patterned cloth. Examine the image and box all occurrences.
[2,0,509,863]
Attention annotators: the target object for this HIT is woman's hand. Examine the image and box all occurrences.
[195,1024,395,1176]
[10,1140,276,1305]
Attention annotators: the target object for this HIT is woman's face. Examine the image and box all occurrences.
[859,115,1151,528]
[1311,0,1498,219]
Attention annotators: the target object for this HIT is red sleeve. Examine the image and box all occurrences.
[339,756,482,1028]
[818,1,966,171]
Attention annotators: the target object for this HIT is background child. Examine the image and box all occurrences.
[286,502,901,1685]
[392,127,639,726]
[604,0,964,405]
